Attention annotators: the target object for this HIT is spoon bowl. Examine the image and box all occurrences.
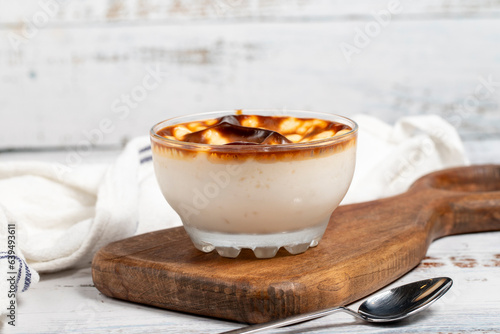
[358,277,452,322]
[222,277,453,333]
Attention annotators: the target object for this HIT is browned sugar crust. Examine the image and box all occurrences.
[157,115,352,145]
[152,114,356,162]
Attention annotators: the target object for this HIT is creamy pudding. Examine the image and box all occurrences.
[150,110,357,258]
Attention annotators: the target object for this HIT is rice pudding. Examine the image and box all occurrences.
[150,110,357,258]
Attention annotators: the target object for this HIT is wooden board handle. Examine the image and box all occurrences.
[409,164,500,238]
[332,165,500,250]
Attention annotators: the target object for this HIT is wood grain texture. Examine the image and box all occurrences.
[92,164,500,324]
[1,0,500,25]
[1,1,500,149]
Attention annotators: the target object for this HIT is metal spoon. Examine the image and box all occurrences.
[221,277,452,334]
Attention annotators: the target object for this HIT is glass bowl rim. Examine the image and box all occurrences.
[150,109,358,151]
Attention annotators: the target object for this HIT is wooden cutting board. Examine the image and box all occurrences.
[92,165,500,324]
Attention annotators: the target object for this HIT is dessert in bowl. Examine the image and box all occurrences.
[150,110,357,258]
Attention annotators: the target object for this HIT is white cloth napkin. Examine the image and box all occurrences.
[0,114,469,316]
[343,114,469,203]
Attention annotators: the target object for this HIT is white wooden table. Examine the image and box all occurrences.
[1,142,499,334]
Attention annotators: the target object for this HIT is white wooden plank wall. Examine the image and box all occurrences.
[0,0,499,149]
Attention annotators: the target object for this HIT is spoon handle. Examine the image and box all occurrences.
[220,306,362,334]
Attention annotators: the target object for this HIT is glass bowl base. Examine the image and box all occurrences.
[183,223,328,258]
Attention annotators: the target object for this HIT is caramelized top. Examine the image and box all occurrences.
[156,115,352,146]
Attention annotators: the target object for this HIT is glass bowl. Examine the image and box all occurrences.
[150,109,357,258]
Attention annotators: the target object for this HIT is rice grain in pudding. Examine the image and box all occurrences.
[150,110,357,258]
